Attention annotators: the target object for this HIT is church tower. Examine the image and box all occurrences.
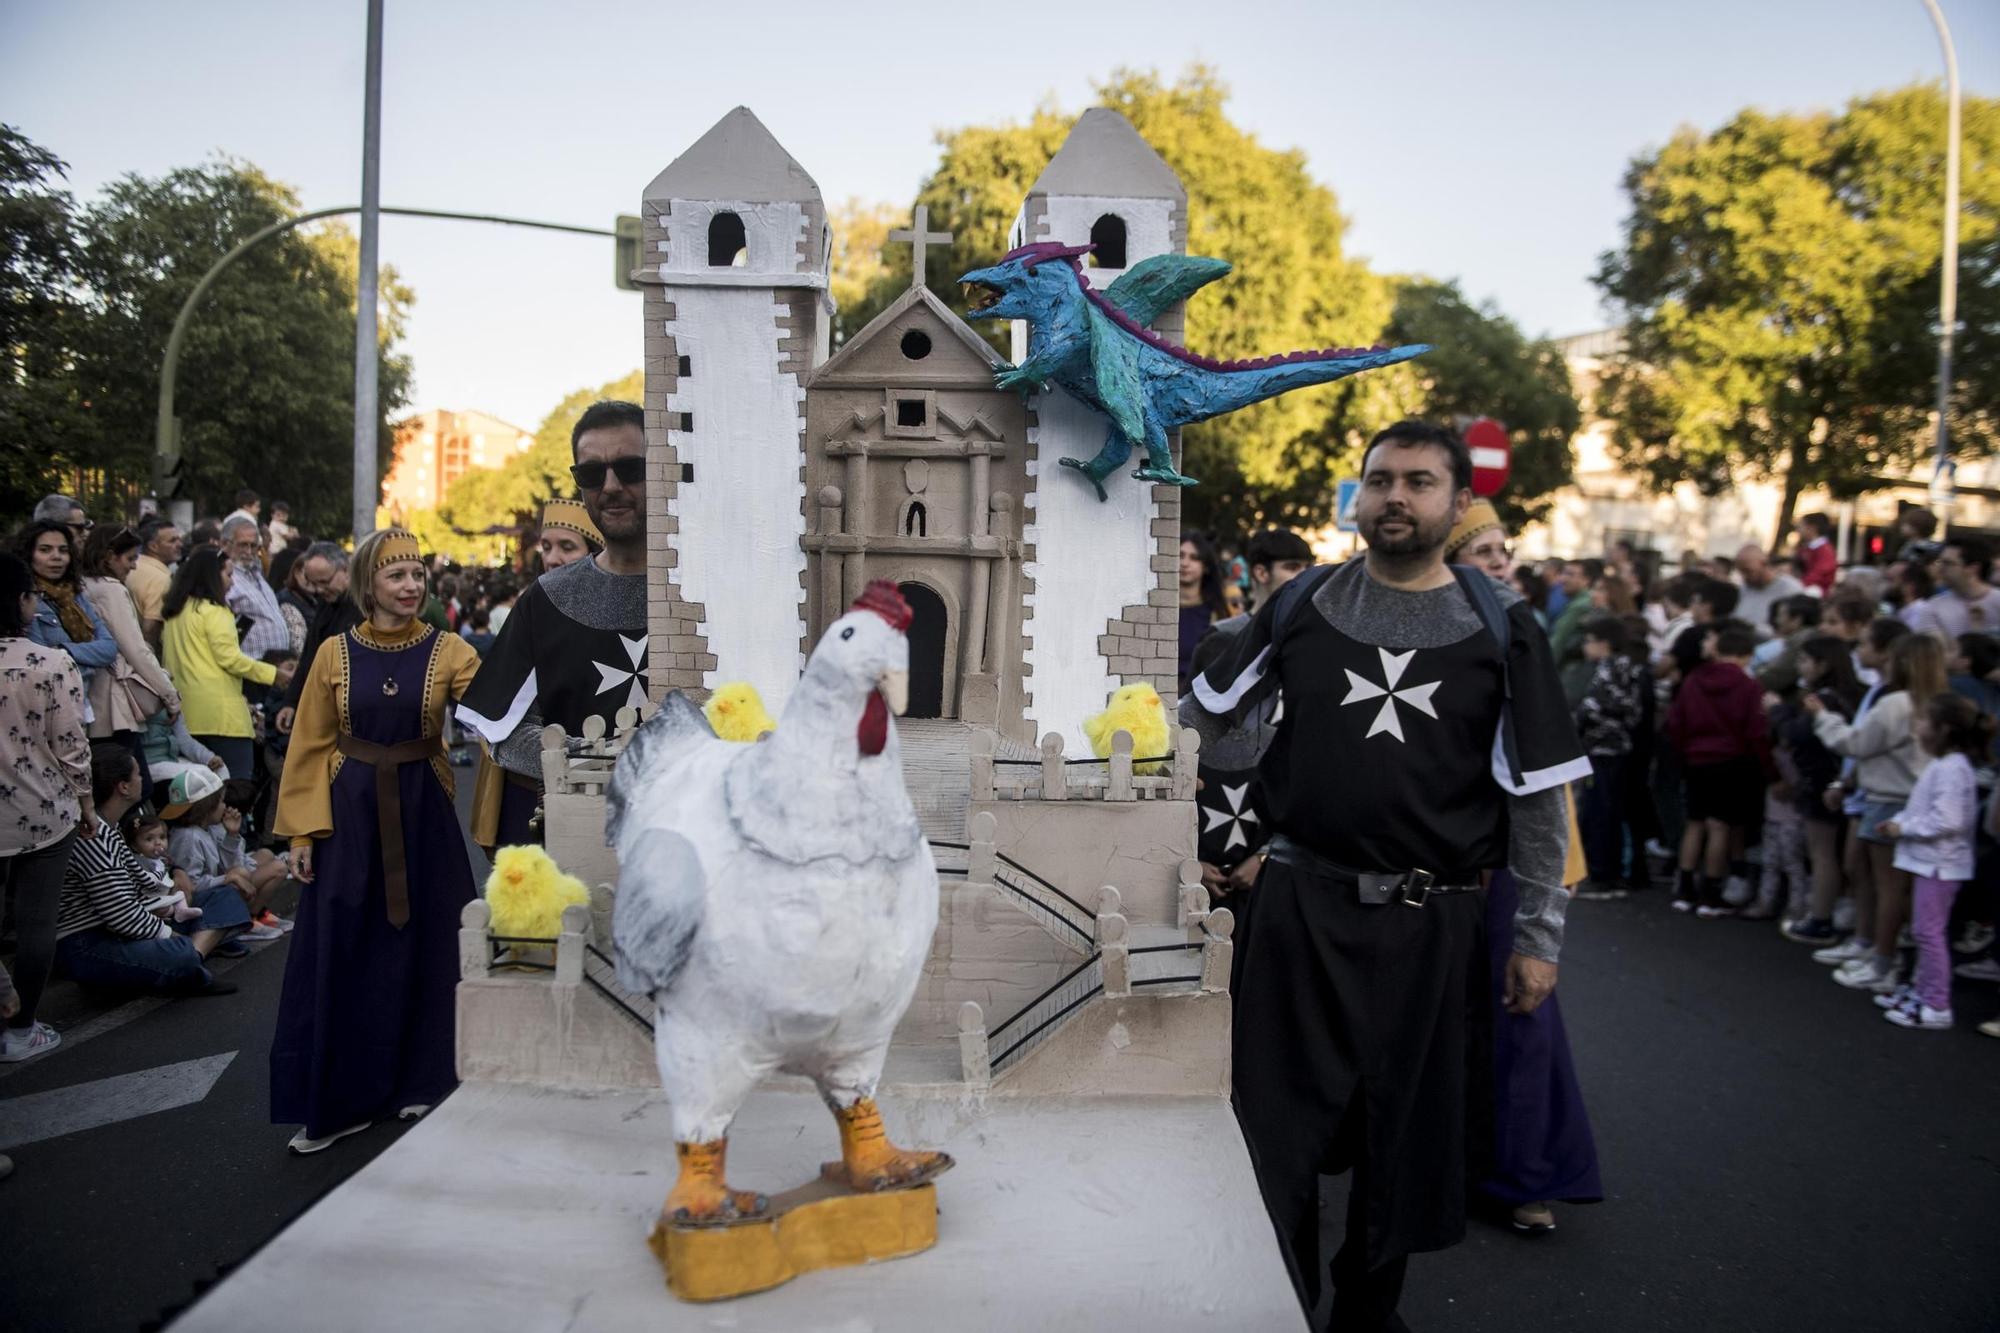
[638,107,831,714]
[1012,109,1188,748]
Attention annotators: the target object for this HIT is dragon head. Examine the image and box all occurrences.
[959,242,1093,323]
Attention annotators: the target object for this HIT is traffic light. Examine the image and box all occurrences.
[614,214,643,292]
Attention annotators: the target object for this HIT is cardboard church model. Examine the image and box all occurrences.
[175,108,1300,1331]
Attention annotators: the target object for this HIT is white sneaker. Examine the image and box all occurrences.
[1833,958,1900,993]
[1952,957,2000,983]
[1873,984,1917,1010]
[1954,922,1997,955]
[1832,899,1857,933]
[397,1104,430,1121]
[1884,1003,1953,1030]
[1645,838,1672,861]
[240,921,284,942]
[1813,938,1872,966]
[1722,876,1753,908]
[287,1122,372,1155]
[0,1022,61,1063]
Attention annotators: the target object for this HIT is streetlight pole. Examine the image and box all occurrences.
[1920,0,1961,527]
[352,0,385,541]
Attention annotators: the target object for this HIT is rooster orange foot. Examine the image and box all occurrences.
[663,1139,770,1227]
[822,1097,955,1192]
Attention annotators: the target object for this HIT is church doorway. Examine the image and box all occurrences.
[898,582,948,719]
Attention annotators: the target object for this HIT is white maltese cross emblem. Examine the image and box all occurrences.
[592,633,651,712]
[1340,647,1441,743]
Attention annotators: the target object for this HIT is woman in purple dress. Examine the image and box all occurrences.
[271,530,483,1154]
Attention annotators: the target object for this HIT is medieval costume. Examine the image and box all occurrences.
[456,553,646,848]
[271,540,484,1141]
[1184,559,1586,1329]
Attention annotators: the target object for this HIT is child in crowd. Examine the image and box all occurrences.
[161,768,291,939]
[1778,638,1867,944]
[1876,693,1993,1030]
[122,813,204,923]
[1574,617,1644,898]
[461,605,496,658]
[1665,620,1770,917]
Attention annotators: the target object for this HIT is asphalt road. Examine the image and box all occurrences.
[4,788,1998,1331]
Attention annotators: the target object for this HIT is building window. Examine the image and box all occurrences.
[900,329,932,361]
[1088,214,1127,269]
[884,388,936,439]
[896,398,927,429]
[905,501,927,538]
[708,212,748,267]
[677,354,691,377]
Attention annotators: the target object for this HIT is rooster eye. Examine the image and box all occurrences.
[840,627,854,641]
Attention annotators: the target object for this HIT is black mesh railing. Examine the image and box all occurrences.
[582,942,655,1036]
[989,951,1105,1072]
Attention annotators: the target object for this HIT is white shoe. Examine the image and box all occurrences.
[1833,958,1900,993]
[0,1022,61,1063]
[1952,957,2000,983]
[240,921,284,942]
[1813,938,1871,966]
[1645,838,1672,861]
[287,1122,372,1155]
[1873,984,1917,1011]
[397,1104,430,1122]
[1884,1003,1953,1030]
[1721,876,1753,908]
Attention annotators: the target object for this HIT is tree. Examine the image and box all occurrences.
[1384,279,1580,529]
[0,126,91,516]
[68,158,413,536]
[1594,84,2000,543]
[832,69,1418,536]
[432,370,643,546]
[827,198,906,347]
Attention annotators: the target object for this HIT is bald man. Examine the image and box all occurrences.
[1733,543,1803,639]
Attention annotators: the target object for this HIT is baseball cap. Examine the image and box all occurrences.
[159,766,224,821]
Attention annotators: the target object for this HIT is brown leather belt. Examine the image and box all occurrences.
[336,732,444,928]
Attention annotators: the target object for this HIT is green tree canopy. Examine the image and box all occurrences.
[834,69,1569,536]
[0,127,92,513]
[1593,84,2000,540]
[1384,279,1580,529]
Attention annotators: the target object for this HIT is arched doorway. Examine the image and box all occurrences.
[898,582,948,719]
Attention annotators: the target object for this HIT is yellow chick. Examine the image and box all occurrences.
[1083,683,1171,775]
[484,844,591,941]
[704,681,776,743]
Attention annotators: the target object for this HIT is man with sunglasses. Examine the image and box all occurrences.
[457,400,651,845]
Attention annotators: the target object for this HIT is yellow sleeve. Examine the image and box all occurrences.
[437,631,485,706]
[274,637,343,846]
[1561,784,1587,889]
[204,603,279,685]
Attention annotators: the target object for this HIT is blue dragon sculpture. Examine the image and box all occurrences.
[959,242,1427,500]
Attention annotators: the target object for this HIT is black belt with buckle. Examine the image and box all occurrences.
[1265,835,1483,908]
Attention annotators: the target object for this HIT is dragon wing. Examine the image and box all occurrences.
[1103,255,1231,328]
[1085,299,1149,446]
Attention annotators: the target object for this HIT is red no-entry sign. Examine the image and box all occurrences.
[1465,417,1510,496]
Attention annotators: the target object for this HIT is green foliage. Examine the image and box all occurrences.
[1594,84,2000,539]
[431,370,642,541]
[0,129,413,532]
[1384,279,1580,529]
[828,198,907,347]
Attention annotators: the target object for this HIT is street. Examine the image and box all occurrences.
[4,814,1998,1331]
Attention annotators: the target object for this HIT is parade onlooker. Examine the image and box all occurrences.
[161,767,289,936]
[0,552,93,1062]
[1243,527,1315,614]
[1664,620,1769,916]
[1910,538,2000,640]
[1575,617,1644,898]
[1778,638,1866,945]
[278,543,358,738]
[1733,543,1803,636]
[1808,631,1944,993]
[1173,533,1230,694]
[18,521,116,721]
[1511,567,1550,630]
[55,745,245,997]
[1755,594,1822,695]
[79,525,181,789]
[220,515,289,665]
[1548,558,1600,681]
[272,528,485,1154]
[161,548,293,782]
[128,515,182,647]
[1794,513,1838,595]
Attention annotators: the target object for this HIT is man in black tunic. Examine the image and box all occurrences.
[1184,421,1586,1331]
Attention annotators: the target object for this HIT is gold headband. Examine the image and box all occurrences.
[372,530,423,574]
[541,498,603,547]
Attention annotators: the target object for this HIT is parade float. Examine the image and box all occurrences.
[179,105,1420,1330]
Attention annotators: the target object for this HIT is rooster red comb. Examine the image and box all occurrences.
[853,580,913,632]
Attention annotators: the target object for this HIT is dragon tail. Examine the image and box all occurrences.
[1194,343,1429,420]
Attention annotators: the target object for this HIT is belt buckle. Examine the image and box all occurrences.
[1400,869,1435,908]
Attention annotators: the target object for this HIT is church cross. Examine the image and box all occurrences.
[888,205,953,289]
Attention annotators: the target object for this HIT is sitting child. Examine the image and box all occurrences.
[122,813,204,923]
[161,768,292,938]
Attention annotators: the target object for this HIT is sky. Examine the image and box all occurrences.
[6,0,1995,433]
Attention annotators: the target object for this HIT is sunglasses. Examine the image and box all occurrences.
[569,457,646,490]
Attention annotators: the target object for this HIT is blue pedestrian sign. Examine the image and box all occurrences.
[1335,478,1361,533]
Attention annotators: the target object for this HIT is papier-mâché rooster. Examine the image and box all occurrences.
[607,581,950,1224]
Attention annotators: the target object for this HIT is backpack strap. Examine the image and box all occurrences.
[1451,564,1524,788]
[1270,563,1340,655]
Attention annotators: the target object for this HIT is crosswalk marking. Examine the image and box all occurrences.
[0,1051,238,1150]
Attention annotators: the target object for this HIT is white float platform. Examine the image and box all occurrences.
[176,1080,1304,1332]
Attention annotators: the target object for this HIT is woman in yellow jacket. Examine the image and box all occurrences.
[161,548,294,783]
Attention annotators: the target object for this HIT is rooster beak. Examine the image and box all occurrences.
[878,669,909,716]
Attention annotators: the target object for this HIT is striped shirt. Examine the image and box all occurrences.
[226,561,292,662]
[58,822,173,942]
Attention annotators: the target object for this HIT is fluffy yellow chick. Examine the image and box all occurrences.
[485,844,590,941]
[704,681,776,743]
[1083,683,1171,775]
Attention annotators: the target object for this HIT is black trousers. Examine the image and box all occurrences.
[1233,858,1487,1330]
